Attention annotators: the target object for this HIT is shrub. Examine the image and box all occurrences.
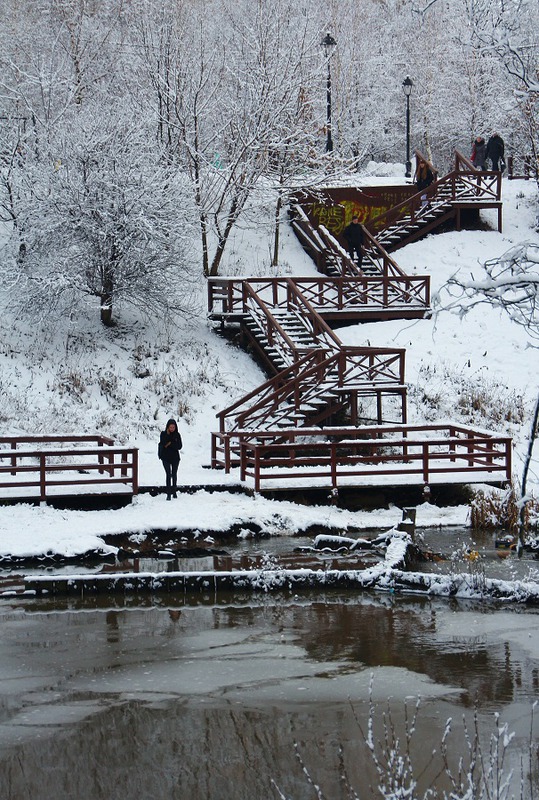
[470,484,539,533]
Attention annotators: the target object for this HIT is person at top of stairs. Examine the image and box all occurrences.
[343,215,364,269]
[414,157,435,210]
[414,158,435,192]
[486,132,505,172]
[471,136,487,170]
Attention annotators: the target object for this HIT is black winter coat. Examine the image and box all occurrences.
[159,428,183,462]
[486,135,504,161]
[343,221,364,246]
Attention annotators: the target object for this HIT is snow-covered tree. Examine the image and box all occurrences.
[3,109,197,326]
[137,0,324,276]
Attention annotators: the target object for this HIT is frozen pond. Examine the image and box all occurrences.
[0,588,538,799]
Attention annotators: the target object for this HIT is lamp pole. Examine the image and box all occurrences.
[321,33,337,153]
[402,76,413,178]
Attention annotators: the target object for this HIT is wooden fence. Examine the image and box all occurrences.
[0,436,138,502]
[211,424,513,492]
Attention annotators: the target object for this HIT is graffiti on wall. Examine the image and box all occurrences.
[306,200,394,236]
[301,187,414,238]
[306,203,345,235]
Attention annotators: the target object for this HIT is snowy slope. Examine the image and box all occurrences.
[0,166,537,558]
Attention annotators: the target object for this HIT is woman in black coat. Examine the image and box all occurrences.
[159,418,183,500]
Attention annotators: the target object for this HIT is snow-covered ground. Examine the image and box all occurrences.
[0,166,537,560]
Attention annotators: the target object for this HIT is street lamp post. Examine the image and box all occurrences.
[321,33,337,153]
[402,76,413,178]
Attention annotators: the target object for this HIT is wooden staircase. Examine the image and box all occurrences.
[207,151,510,490]
[370,153,502,252]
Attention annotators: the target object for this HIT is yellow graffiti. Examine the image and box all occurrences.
[307,203,345,234]
[307,193,414,236]
[340,202,394,229]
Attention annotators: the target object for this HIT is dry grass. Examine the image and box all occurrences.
[470,484,539,533]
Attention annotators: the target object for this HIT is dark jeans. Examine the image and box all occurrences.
[162,458,179,497]
[348,245,363,269]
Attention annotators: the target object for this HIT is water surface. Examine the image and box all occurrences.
[0,590,537,799]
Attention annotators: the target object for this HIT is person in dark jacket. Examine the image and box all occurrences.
[471,136,486,170]
[414,158,434,192]
[414,158,435,210]
[159,418,183,500]
[343,215,364,268]
[486,133,505,171]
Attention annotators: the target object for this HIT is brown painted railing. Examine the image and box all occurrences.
[0,436,138,501]
[292,205,412,281]
[216,346,405,433]
[208,275,430,318]
[233,424,512,491]
[208,153,510,487]
[365,150,502,237]
[212,347,407,469]
[507,155,538,181]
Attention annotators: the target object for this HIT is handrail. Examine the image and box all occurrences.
[210,274,430,317]
[236,425,512,490]
[0,434,115,446]
[215,350,324,431]
[455,149,476,172]
[231,352,340,431]
[362,227,407,278]
[365,162,501,235]
[284,278,343,349]
[242,282,312,364]
[218,345,407,435]
[317,225,361,277]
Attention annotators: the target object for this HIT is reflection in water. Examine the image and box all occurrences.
[0,595,537,799]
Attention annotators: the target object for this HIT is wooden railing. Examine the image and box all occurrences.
[507,155,538,181]
[208,153,510,487]
[212,347,407,468]
[208,275,430,318]
[0,436,138,501]
[231,424,512,491]
[365,150,502,237]
[291,204,412,281]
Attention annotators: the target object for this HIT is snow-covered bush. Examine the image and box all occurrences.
[412,363,526,429]
[471,485,539,533]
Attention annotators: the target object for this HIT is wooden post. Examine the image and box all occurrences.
[132,449,139,495]
[40,454,47,502]
[10,441,16,476]
[254,448,261,492]
[422,443,429,483]
[331,442,337,488]
[119,449,128,478]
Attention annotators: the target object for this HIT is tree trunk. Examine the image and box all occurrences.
[209,196,241,277]
[518,392,539,552]
[272,189,283,268]
[100,256,115,327]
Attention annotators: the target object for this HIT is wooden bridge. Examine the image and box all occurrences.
[208,150,511,492]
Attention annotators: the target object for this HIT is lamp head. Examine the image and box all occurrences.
[321,32,337,49]
[402,76,413,96]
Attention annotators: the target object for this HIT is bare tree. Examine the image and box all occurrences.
[137,0,323,277]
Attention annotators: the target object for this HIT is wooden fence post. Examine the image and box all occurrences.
[40,454,47,502]
[132,449,139,495]
[10,441,17,476]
